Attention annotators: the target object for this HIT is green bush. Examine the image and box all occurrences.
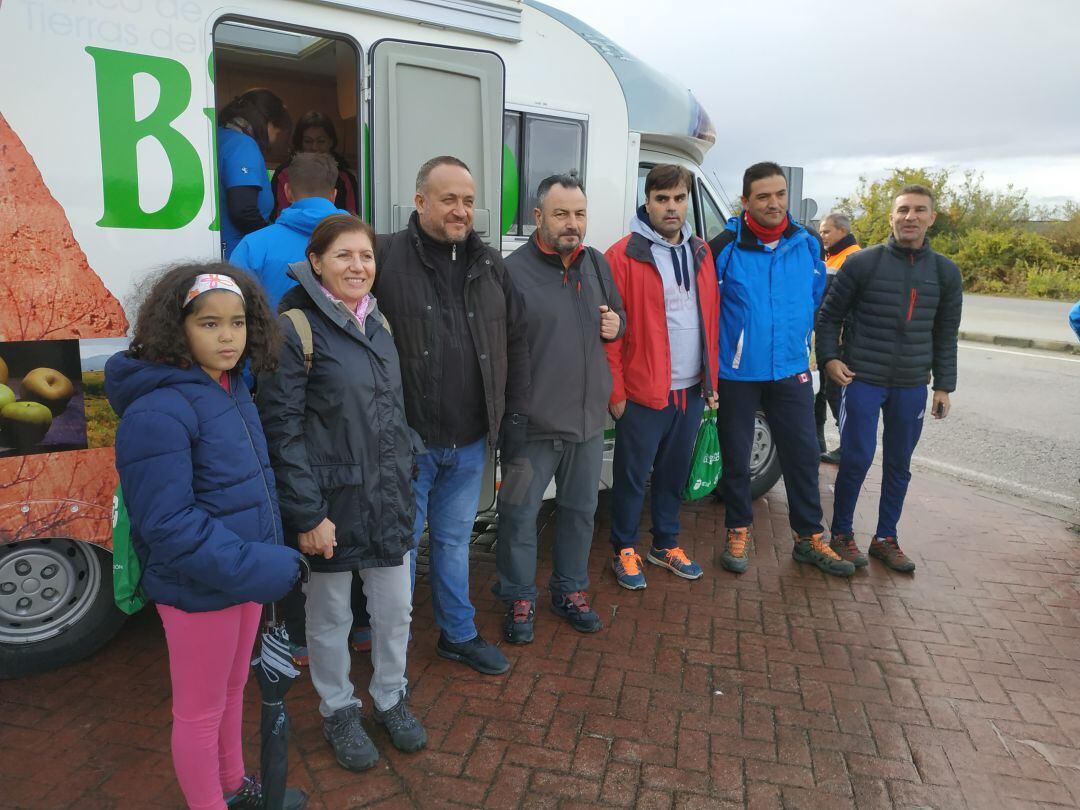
[1023,262,1080,300]
[947,228,1059,292]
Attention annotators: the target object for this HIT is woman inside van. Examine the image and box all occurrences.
[256,214,426,773]
[270,111,360,220]
[217,89,291,259]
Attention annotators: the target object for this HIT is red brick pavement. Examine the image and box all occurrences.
[3,464,1080,809]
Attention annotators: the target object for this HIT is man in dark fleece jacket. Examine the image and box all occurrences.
[495,174,625,645]
[816,184,963,573]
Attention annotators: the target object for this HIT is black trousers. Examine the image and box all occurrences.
[716,374,824,536]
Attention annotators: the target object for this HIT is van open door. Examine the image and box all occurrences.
[369,40,505,247]
[369,40,505,512]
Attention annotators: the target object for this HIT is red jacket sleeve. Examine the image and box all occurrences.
[603,239,630,406]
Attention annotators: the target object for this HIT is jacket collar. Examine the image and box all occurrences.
[825,232,858,257]
[626,230,707,268]
[284,260,384,339]
[528,231,585,270]
[732,214,805,251]
[886,233,931,260]
[407,210,487,272]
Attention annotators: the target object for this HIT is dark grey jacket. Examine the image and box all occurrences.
[816,236,963,392]
[256,262,421,572]
[505,236,626,443]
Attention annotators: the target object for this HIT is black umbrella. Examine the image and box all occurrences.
[253,571,306,810]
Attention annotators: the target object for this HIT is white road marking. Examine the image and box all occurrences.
[959,343,1080,364]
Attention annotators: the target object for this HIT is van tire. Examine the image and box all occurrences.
[0,540,127,680]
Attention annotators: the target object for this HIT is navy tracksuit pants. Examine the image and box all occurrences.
[830,380,927,539]
[610,385,705,553]
[716,373,823,536]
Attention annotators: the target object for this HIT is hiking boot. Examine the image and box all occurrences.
[288,642,309,667]
[504,599,535,644]
[225,774,308,810]
[437,632,510,675]
[829,532,868,567]
[350,626,372,653]
[869,536,916,572]
[612,548,646,590]
[720,528,751,574]
[647,546,703,580]
[551,591,602,633]
[322,705,379,772]
[820,446,842,465]
[372,693,427,753]
[792,533,855,577]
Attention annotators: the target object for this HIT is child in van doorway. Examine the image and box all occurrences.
[105,264,308,810]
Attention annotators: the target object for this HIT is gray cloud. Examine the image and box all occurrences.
[541,0,1080,211]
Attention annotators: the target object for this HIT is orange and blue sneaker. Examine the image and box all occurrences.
[793,532,855,577]
[720,528,751,574]
[612,548,646,590]
[869,536,916,572]
[646,546,703,580]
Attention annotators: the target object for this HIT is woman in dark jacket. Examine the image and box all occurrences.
[256,214,426,773]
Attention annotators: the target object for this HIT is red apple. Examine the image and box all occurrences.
[20,367,74,415]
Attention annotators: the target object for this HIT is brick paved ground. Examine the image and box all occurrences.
[3,464,1080,809]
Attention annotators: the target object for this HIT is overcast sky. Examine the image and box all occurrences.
[542,0,1080,216]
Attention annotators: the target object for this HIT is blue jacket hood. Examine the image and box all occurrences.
[273,196,342,238]
[105,352,223,417]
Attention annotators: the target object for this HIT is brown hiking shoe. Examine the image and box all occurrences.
[869,536,916,572]
[792,532,855,577]
[829,532,868,568]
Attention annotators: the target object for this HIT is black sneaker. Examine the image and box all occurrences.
[504,599,535,644]
[372,693,427,753]
[225,775,308,809]
[551,591,602,633]
[820,446,842,465]
[437,632,510,675]
[322,705,379,772]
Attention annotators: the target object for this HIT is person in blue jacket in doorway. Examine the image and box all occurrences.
[231,152,345,311]
[708,161,854,579]
[217,89,291,259]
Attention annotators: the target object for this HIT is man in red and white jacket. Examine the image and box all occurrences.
[603,164,719,590]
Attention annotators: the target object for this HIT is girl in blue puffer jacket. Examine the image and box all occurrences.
[105,263,306,810]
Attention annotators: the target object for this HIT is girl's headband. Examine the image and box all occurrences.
[183,274,245,308]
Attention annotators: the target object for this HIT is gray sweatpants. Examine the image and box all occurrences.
[303,555,412,716]
[494,434,604,603]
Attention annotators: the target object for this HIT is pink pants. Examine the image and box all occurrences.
[157,601,262,810]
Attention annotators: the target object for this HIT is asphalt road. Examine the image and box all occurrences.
[822,340,1080,516]
[961,293,1075,344]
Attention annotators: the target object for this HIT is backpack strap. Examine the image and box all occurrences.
[282,308,314,374]
[584,246,613,309]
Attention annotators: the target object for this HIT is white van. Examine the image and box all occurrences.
[0,0,781,677]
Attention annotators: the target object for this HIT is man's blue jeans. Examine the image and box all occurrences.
[411,438,488,644]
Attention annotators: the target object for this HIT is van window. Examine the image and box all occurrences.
[503,112,586,236]
[212,20,361,256]
[697,180,727,242]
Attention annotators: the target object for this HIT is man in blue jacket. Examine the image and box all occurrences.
[231,152,344,310]
[708,162,854,578]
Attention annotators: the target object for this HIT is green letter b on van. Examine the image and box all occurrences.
[87,47,203,230]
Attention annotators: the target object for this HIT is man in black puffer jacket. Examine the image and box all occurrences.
[816,184,963,573]
[374,156,530,677]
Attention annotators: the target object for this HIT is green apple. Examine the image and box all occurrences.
[20,367,74,416]
[0,384,14,411]
[1,401,53,449]
[0,356,7,385]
